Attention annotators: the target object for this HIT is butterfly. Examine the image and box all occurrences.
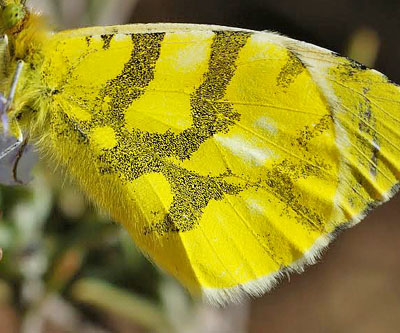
[0,0,399,305]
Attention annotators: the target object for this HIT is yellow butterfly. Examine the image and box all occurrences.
[0,0,399,305]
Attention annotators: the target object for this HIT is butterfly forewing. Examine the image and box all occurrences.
[37,24,400,304]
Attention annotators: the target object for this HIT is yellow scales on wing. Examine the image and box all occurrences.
[0,1,399,304]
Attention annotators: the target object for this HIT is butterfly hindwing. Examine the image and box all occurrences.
[37,24,400,304]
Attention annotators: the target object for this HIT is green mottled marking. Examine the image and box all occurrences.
[263,158,327,232]
[54,31,330,238]
[276,51,305,88]
[51,112,89,145]
[85,36,92,47]
[335,61,380,179]
[296,114,332,151]
[101,34,114,50]
[358,87,379,178]
[82,31,250,234]
[98,33,165,123]
[148,31,250,160]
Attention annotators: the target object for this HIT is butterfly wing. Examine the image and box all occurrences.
[38,24,400,304]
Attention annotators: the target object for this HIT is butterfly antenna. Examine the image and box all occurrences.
[1,60,23,134]
[0,60,23,161]
[0,135,22,160]
[0,108,23,162]
[6,60,24,111]
[0,93,8,134]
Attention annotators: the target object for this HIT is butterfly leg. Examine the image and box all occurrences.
[12,135,29,184]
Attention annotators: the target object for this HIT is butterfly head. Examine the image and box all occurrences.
[0,1,27,34]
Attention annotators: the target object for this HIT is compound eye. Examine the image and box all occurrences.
[2,4,26,30]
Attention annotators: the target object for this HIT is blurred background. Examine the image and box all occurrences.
[1,0,400,332]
